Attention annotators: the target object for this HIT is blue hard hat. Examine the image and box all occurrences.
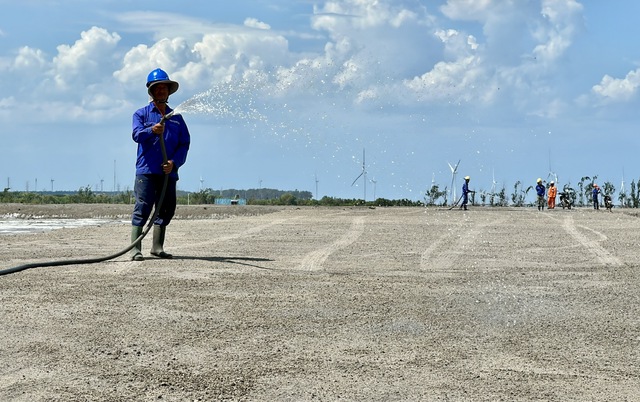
[146,68,179,96]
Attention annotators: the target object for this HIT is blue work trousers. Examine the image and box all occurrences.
[131,174,177,227]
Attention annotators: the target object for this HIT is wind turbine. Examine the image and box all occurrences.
[199,175,204,191]
[370,177,377,200]
[447,159,460,203]
[315,173,319,200]
[490,168,497,195]
[351,148,367,201]
[620,167,626,206]
[547,149,558,186]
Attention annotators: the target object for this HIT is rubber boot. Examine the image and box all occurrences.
[130,225,144,261]
[150,225,173,259]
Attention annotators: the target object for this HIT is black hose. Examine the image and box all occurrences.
[0,114,171,276]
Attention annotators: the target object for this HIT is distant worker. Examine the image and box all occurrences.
[536,178,545,211]
[460,176,473,211]
[547,181,557,209]
[592,183,600,210]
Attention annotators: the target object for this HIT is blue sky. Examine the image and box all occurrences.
[1,0,640,201]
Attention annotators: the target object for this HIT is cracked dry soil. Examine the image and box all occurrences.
[0,204,639,401]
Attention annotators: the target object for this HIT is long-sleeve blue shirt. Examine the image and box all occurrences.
[132,103,191,180]
[536,183,545,197]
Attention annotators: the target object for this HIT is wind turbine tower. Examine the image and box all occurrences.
[620,168,626,206]
[351,148,367,201]
[370,177,377,200]
[547,149,558,186]
[447,160,461,203]
[490,169,497,195]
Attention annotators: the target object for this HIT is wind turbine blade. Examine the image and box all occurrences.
[351,171,364,186]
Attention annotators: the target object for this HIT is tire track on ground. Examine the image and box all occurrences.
[559,215,622,267]
[297,216,365,271]
[181,216,302,250]
[420,214,509,272]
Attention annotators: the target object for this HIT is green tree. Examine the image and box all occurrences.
[496,185,508,206]
[511,181,531,207]
[577,176,599,206]
[73,186,96,203]
[602,181,615,201]
[631,180,639,208]
[188,188,215,204]
[425,184,446,206]
[562,183,577,207]
[279,193,297,205]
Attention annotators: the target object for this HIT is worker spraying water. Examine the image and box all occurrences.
[130,68,191,261]
[0,68,191,275]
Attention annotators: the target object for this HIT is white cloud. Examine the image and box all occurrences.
[440,0,495,21]
[50,27,121,90]
[114,11,219,43]
[12,46,47,71]
[244,18,271,30]
[114,22,291,98]
[404,56,486,103]
[0,1,595,126]
[532,0,584,64]
[592,69,640,103]
[114,37,194,87]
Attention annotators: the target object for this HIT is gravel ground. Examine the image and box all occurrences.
[0,204,639,401]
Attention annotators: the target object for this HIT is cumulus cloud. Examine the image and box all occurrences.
[50,27,121,90]
[592,69,640,103]
[0,0,596,124]
[404,56,486,103]
[532,0,584,64]
[114,37,194,87]
[12,46,47,71]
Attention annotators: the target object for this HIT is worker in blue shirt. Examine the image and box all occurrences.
[592,183,600,210]
[130,68,191,261]
[460,176,473,210]
[536,178,545,211]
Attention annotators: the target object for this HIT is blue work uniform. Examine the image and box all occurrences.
[536,183,545,210]
[462,181,470,207]
[592,187,600,209]
[131,102,191,227]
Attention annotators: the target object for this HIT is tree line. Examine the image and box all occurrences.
[2,176,640,207]
[425,175,639,207]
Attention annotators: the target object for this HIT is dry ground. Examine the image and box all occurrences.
[0,204,639,401]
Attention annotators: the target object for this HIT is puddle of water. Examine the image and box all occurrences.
[0,219,123,235]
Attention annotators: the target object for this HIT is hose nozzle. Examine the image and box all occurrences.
[160,110,175,124]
